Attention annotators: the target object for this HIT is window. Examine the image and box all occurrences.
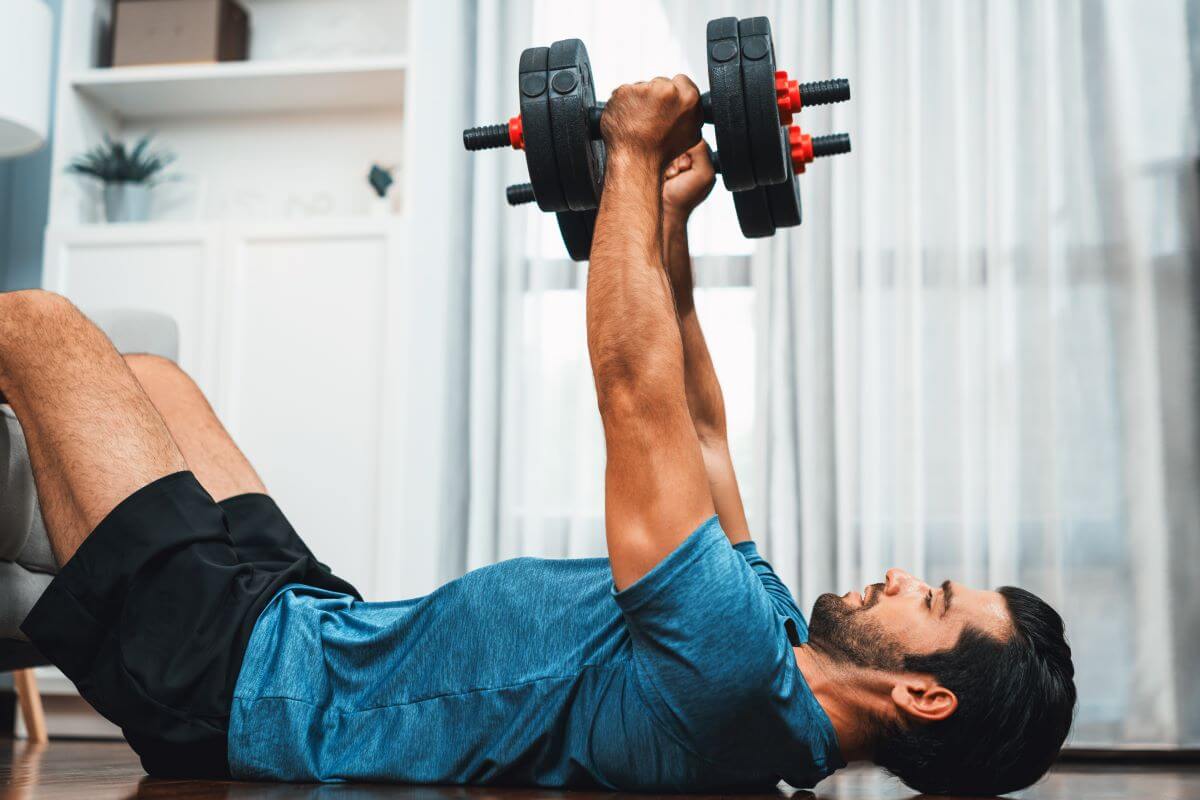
[502,2,760,558]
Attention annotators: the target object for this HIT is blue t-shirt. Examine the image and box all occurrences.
[227,517,844,790]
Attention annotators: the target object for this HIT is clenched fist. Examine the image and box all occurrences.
[600,75,703,166]
[662,141,717,220]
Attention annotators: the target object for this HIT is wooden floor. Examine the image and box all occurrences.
[1,740,1198,799]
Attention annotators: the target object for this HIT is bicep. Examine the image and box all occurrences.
[601,387,715,590]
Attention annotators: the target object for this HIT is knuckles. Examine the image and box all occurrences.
[602,74,703,156]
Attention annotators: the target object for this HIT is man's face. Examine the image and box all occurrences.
[807,569,1011,669]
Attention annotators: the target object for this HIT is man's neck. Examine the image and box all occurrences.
[792,644,897,763]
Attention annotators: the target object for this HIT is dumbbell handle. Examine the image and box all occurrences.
[465,75,851,151]
[507,183,537,205]
[588,76,850,134]
[505,131,850,206]
[811,133,851,158]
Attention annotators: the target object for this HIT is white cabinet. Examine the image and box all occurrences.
[44,220,405,598]
[43,225,222,389]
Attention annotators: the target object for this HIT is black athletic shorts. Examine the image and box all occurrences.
[20,470,360,778]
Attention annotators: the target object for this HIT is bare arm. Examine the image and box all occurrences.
[661,144,751,544]
[589,77,714,591]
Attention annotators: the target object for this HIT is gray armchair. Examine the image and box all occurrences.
[0,307,179,737]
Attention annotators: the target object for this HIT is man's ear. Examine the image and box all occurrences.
[890,676,958,723]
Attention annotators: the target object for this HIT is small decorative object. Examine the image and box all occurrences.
[367,163,399,216]
[368,165,394,198]
[111,0,249,67]
[67,134,176,223]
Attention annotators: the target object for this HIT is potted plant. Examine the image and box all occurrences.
[67,134,175,223]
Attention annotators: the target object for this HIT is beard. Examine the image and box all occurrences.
[807,585,904,670]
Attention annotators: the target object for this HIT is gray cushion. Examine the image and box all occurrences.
[87,308,179,361]
[0,407,55,642]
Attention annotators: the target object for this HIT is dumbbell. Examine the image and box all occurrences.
[464,18,849,200]
[463,16,852,259]
[507,129,852,249]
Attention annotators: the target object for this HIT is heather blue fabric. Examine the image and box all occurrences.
[227,516,844,790]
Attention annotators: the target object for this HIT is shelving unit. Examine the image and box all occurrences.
[70,55,408,120]
[47,0,412,226]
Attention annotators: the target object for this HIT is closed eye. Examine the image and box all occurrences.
[925,590,933,610]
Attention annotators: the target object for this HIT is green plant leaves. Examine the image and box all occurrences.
[66,134,176,184]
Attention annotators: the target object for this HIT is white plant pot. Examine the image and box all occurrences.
[103,182,152,223]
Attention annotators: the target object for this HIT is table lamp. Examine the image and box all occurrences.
[0,0,53,158]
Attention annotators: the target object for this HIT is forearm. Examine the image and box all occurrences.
[587,152,684,402]
[662,216,751,542]
[663,216,728,441]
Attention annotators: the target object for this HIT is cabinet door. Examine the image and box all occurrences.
[218,225,398,597]
[43,227,221,394]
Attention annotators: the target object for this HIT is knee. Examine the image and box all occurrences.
[0,292,82,358]
[124,352,179,373]
[123,352,194,391]
[0,291,77,382]
[0,290,78,325]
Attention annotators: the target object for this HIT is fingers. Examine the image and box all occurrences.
[665,153,693,178]
[603,74,704,160]
[672,73,702,103]
[686,140,713,169]
[672,75,703,147]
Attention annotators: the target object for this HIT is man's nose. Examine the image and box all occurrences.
[884,568,927,595]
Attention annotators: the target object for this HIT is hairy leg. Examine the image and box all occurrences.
[123,354,267,502]
[0,290,186,565]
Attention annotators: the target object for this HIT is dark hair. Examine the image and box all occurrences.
[874,586,1076,796]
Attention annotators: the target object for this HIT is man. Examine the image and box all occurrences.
[0,77,1074,795]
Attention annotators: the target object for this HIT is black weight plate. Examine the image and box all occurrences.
[738,17,790,187]
[556,208,598,261]
[548,39,605,211]
[765,172,802,228]
[706,18,756,192]
[732,186,775,238]
[519,46,568,213]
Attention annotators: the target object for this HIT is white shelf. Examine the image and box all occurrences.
[70,55,408,120]
[48,216,402,242]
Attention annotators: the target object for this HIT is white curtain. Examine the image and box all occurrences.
[460,0,1200,748]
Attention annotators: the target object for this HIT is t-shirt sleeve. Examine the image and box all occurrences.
[612,517,798,761]
[733,540,809,643]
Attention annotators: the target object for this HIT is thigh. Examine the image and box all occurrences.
[124,353,266,502]
[120,355,357,589]
[219,492,361,599]
[19,471,340,777]
[0,292,186,565]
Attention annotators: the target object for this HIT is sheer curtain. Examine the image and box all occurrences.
[463,0,761,569]
[460,0,1200,748]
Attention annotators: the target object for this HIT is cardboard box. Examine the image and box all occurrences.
[112,0,249,67]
